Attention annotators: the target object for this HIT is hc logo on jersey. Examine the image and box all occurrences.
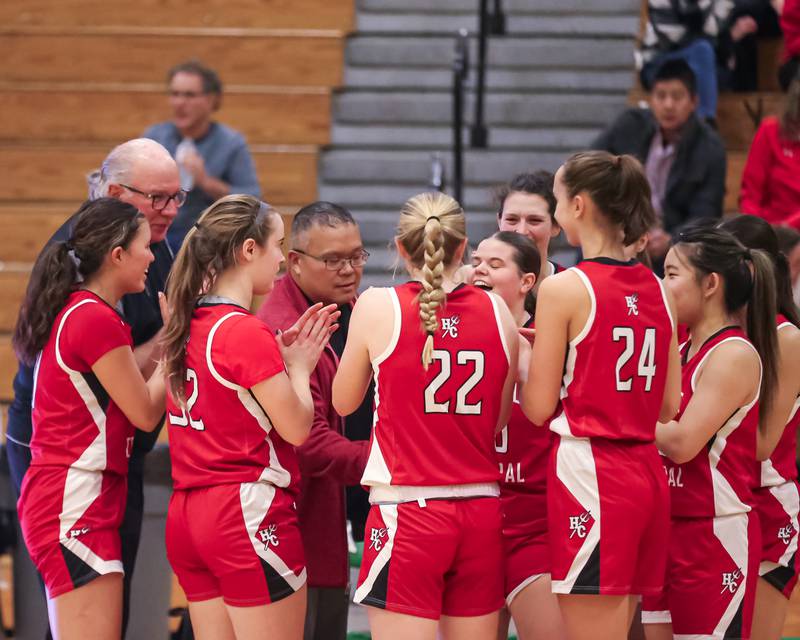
[441,315,460,339]
[778,521,796,545]
[721,568,743,594]
[625,293,639,316]
[369,527,388,551]
[569,511,591,539]
[257,524,279,550]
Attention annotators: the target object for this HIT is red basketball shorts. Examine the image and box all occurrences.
[354,497,504,620]
[641,512,760,639]
[18,466,126,599]
[548,437,669,596]
[166,482,306,607]
[500,491,549,604]
[753,481,800,598]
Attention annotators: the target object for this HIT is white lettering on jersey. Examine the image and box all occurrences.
[778,521,796,545]
[626,293,639,316]
[569,511,591,539]
[721,568,743,594]
[257,524,279,549]
[664,465,684,487]
[499,462,526,483]
[369,527,388,551]
[441,315,460,339]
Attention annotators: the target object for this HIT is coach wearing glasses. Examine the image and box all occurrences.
[7,138,182,638]
[143,59,261,252]
[257,202,372,640]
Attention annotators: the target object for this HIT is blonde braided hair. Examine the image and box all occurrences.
[396,192,466,370]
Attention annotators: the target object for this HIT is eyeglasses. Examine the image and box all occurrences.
[119,184,188,211]
[292,249,370,271]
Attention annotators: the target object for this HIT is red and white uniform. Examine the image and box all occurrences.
[19,290,134,598]
[165,300,305,606]
[355,282,510,619]
[642,326,762,638]
[548,258,673,596]
[496,316,555,603]
[754,315,800,598]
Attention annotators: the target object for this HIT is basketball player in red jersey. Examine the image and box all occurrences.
[497,170,564,288]
[642,224,778,640]
[522,151,682,640]
[331,192,518,639]
[721,215,800,640]
[160,195,337,640]
[13,198,167,640]
[469,231,567,640]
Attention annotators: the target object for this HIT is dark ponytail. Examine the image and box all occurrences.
[561,151,656,245]
[13,198,142,365]
[720,215,800,329]
[492,231,541,317]
[674,223,778,418]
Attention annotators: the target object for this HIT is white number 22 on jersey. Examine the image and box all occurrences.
[168,368,205,431]
[612,327,656,392]
[423,349,485,415]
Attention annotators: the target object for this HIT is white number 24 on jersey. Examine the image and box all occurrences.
[168,368,205,431]
[612,327,656,392]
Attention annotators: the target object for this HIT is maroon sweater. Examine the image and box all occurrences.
[257,274,369,588]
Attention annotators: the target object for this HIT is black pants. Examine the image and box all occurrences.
[304,586,350,640]
[8,439,147,639]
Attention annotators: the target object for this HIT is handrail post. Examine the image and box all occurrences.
[453,28,469,205]
[470,0,489,149]
[489,0,506,35]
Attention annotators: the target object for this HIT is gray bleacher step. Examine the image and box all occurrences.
[356,12,639,36]
[330,123,600,149]
[346,36,635,69]
[321,149,566,184]
[359,0,639,15]
[334,91,626,127]
[352,208,499,244]
[343,66,634,92]
[319,182,553,212]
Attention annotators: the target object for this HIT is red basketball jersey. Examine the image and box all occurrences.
[551,259,673,441]
[29,290,135,475]
[362,283,510,488]
[166,301,299,493]
[665,327,760,518]
[495,317,554,536]
[760,316,800,488]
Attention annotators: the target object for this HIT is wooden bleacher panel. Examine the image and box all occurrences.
[0,271,27,334]
[0,337,15,401]
[725,151,746,213]
[0,84,332,146]
[0,0,354,31]
[716,92,784,150]
[758,37,784,92]
[0,144,317,206]
[0,28,344,87]
[0,203,72,262]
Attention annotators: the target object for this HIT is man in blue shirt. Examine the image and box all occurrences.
[144,60,261,252]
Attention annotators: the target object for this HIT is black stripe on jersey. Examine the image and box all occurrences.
[60,543,102,590]
[247,389,275,425]
[81,371,110,411]
[360,559,391,608]
[259,558,295,602]
[682,326,743,365]
[581,257,637,267]
[724,596,744,638]
[761,552,796,594]
[570,542,600,594]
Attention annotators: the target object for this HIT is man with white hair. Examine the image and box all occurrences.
[7,138,181,638]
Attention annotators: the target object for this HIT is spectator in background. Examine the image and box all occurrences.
[779,0,800,89]
[257,202,371,640]
[592,59,726,266]
[739,73,800,228]
[638,0,760,120]
[144,60,261,253]
[775,224,800,304]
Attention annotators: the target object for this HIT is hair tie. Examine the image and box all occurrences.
[64,239,74,251]
[67,248,84,283]
[426,216,441,224]
[193,221,202,230]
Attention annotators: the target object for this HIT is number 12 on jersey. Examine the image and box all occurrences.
[613,327,657,392]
